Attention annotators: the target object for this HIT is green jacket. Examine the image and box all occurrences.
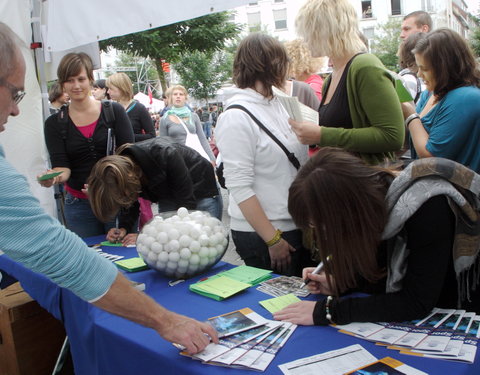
[320,53,404,165]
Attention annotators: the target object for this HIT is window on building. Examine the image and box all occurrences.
[421,0,434,12]
[247,12,261,33]
[273,8,287,30]
[274,0,284,3]
[248,1,258,5]
[362,27,375,51]
[361,1,373,18]
[391,0,401,15]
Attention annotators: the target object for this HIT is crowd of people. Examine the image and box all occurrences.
[1,0,480,361]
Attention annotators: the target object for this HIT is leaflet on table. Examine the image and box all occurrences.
[335,322,386,338]
[218,265,272,285]
[207,321,285,365]
[278,344,378,375]
[345,356,427,375]
[248,324,297,371]
[259,293,301,314]
[230,323,291,368]
[190,322,279,362]
[206,308,268,337]
[189,275,251,301]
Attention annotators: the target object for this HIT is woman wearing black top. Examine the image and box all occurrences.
[107,72,156,142]
[39,53,134,237]
[274,148,480,326]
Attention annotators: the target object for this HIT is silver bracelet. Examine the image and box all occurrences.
[404,113,420,129]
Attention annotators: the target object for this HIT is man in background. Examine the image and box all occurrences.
[400,10,432,40]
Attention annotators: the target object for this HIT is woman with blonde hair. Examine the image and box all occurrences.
[107,73,155,142]
[289,0,404,165]
[284,38,323,101]
[159,85,215,163]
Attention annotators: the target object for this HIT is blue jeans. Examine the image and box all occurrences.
[202,121,212,139]
[231,229,315,276]
[157,193,223,221]
[64,193,115,237]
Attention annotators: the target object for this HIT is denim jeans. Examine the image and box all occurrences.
[64,193,115,237]
[157,192,223,221]
[202,121,212,139]
[231,229,315,276]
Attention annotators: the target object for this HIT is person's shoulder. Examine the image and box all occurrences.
[445,86,480,106]
[352,53,383,67]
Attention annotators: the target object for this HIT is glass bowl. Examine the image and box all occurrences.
[136,208,229,279]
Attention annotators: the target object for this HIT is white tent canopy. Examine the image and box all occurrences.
[0,0,251,216]
[134,92,164,113]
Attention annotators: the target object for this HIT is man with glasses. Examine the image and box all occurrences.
[0,22,217,354]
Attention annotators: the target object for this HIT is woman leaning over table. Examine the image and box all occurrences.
[402,28,480,173]
[159,85,215,164]
[215,33,312,276]
[274,148,480,326]
[39,53,134,237]
[290,0,404,165]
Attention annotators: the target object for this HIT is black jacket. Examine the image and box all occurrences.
[118,137,218,230]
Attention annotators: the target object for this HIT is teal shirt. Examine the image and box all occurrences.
[0,146,118,301]
[413,86,480,173]
[320,54,405,165]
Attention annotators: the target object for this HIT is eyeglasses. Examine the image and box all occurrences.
[0,78,26,105]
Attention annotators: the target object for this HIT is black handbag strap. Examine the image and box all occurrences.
[226,104,300,170]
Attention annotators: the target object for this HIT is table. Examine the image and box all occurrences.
[0,235,478,374]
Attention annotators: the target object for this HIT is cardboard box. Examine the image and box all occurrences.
[0,283,66,375]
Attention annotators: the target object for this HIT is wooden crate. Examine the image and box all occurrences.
[0,282,66,375]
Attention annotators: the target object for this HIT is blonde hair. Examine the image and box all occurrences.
[168,85,188,99]
[106,73,133,102]
[295,0,366,58]
[87,154,142,223]
[284,39,318,79]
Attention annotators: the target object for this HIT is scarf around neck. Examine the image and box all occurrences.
[382,157,480,305]
[166,106,192,123]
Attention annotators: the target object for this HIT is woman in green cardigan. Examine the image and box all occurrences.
[290,0,404,165]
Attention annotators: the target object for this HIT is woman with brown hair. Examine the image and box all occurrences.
[402,28,480,172]
[38,53,134,237]
[215,33,311,276]
[274,148,480,325]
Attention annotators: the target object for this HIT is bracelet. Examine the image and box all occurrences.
[325,295,335,324]
[404,113,420,129]
[265,229,283,247]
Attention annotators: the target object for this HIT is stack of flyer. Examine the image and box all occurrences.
[334,308,480,363]
[179,308,296,371]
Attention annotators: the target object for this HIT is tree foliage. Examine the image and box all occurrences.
[175,50,232,104]
[371,18,402,71]
[99,12,242,91]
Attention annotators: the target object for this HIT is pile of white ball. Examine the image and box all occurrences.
[136,207,229,278]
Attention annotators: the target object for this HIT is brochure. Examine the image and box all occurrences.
[206,308,267,337]
[259,293,301,314]
[189,275,251,301]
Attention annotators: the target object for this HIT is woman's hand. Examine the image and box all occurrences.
[37,170,62,188]
[273,301,316,326]
[121,233,138,246]
[302,267,334,295]
[289,118,321,145]
[106,228,127,244]
[269,238,296,274]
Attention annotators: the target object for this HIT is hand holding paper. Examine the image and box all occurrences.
[289,118,322,145]
[273,300,316,326]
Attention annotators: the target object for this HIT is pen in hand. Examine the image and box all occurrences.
[113,217,121,243]
[300,261,325,289]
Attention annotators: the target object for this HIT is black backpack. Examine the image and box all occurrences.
[216,104,300,189]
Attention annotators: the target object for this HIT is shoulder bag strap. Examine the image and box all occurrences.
[227,104,300,170]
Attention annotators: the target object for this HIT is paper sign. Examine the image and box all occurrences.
[259,294,300,314]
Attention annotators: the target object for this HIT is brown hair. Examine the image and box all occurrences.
[403,11,432,30]
[48,82,64,103]
[398,32,426,71]
[413,28,480,101]
[87,154,142,222]
[288,148,393,295]
[57,52,94,85]
[233,33,288,98]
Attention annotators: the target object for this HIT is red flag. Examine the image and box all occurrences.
[148,85,153,105]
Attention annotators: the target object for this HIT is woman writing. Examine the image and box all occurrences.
[290,0,404,165]
[106,73,156,142]
[274,148,480,326]
[159,85,215,164]
[87,137,222,245]
[215,33,311,276]
[402,28,480,172]
[39,53,134,237]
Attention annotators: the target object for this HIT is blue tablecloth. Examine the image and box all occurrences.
[0,235,478,374]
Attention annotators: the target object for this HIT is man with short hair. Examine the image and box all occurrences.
[400,10,432,40]
[0,22,217,354]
